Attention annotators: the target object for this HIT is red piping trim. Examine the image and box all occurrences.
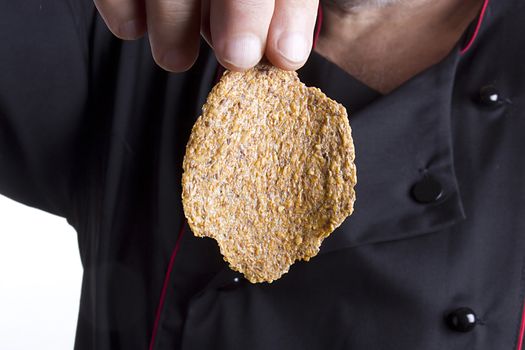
[313,4,323,49]
[148,223,186,350]
[460,0,490,55]
[516,299,525,350]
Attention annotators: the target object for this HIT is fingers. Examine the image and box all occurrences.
[210,0,275,71]
[266,0,319,70]
[94,0,146,40]
[209,0,318,71]
[94,0,319,73]
[146,0,202,72]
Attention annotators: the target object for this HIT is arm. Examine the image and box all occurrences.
[0,0,93,217]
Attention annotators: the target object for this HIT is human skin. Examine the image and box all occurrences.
[316,0,483,92]
[94,0,482,90]
[93,0,319,72]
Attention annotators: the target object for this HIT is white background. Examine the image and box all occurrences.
[0,194,82,350]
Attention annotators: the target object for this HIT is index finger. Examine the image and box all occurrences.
[266,0,318,70]
[210,0,275,71]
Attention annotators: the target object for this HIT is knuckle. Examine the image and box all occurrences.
[288,0,318,12]
[225,0,274,14]
[150,0,196,18]
[234,0,268,7]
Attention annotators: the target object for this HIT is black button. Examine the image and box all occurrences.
[446,307,477,332]
[478,85,502,108]
[411,176,443,203]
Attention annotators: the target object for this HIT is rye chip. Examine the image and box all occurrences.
[182,64,357,283]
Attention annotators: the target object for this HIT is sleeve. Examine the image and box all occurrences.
[0,0,95,218]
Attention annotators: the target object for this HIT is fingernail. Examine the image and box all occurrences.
[277,32,310,64]
[160,49,193,72]
[119,19,141,39]
[222,34,262,70]
[161,50,179,71]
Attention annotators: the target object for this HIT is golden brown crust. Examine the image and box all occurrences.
[182,64,357,283]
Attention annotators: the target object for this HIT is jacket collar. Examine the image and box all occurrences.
[197,42,468,291]
[302,42,465,255]
[194,0,499,286]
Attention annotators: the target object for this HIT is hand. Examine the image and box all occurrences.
[94,0,319,72]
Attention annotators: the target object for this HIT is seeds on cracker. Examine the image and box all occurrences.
[182,64,357,283]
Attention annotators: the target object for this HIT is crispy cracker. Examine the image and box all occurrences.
[182,64,357,283]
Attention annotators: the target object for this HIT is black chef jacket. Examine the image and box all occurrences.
[1,0,525,349]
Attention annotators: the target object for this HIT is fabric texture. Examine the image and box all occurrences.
[1,0,525,349]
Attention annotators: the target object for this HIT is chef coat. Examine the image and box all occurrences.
[1,0,525,349]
